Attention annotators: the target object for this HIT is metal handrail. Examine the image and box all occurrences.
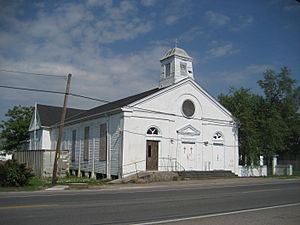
[174,160,185,172]
[121,160,146,178]
[121,157,185,178]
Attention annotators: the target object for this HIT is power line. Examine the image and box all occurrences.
[0,69,66,78]
[0,84,64,95]
[123,129,239,148]
[70,93,110,103]
[0,84,237,126]
[0,84,110,103]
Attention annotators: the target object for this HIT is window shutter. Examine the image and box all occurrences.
[84,127,89,161]
[100,124,107,161]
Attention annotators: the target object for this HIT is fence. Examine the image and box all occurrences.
[278,153,300,171]
[237,165,268,177]
[13,150,70,177]
[275,165,293,176]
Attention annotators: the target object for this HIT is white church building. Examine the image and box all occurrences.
[28,47,239,179]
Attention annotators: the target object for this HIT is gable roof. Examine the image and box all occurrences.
[37,104,85,127]
[127,77,235,121]
[37,78,235,127]
[64,87,162,124]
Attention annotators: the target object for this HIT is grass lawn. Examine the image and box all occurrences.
[267,170,300,179]
[0,177,51,192]
[0,176,109,192]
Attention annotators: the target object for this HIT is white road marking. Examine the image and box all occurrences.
[133,202,300,225]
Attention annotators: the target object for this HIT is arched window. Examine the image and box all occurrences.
[212,132,224,141]
[147,127,159,135]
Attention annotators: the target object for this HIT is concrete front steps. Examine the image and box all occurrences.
[111,170,238,184]
[178,170,238,180]
[110,171,179,184]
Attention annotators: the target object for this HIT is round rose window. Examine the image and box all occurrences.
[182,100,195,118]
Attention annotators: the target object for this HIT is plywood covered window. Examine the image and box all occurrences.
[165,63,171,77]
[84,127,89,161]
[99,123,107,161]
[180,62,187,76]
[71,130,76,162]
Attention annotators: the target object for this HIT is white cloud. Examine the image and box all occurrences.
[140,0,157,7]
[0,1,163,115]
[178,27,207,43]
[163,0,192,25]
[232,15,254,31]
[284,4,300,12]
[205,11,231,27]
[207,64,272,84]
[165,15,180,25]
[0,43,167,111]
[205,42,239,60]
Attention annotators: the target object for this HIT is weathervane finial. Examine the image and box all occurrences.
[175,38,178,48]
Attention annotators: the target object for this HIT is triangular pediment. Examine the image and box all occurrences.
[177,125,200,136]
[28,109,41,131]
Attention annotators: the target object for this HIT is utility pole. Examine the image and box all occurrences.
[52,73,72,185]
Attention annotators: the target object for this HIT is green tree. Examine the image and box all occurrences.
[258,67,300,157]
[219,88,262,165]
[219,67,300,165]
[0,105,33,153]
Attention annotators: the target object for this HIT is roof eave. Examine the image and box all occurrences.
[54,108,124,128]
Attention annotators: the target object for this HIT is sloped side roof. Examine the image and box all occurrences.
[160,47,192,61]
[37,104,85,127]
[65,87,162,123]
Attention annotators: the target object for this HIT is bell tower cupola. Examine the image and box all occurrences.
[159,47,194,88]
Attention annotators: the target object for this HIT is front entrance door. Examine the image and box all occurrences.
[213,143,225,170]
[181,142,195,170]
[146,140,158,170]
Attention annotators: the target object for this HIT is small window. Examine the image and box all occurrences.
[180,63,187,76]
[148,145,151,157]
[165,63,170,77]
[147,127,159,135]
[182,100,195,118]
[213,132,224,141]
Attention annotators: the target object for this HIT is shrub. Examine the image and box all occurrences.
[0,160,34,187]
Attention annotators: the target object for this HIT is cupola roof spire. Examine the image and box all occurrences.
[159,47,194,88]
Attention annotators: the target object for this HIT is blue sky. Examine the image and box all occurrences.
[0,0,299,121]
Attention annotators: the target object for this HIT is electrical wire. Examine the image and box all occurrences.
[0,69,66,78]
[0,84,238,126]
[0,84,64,95]
[123,129,239,148]
[0,84,109,103]
[70,93,109,103]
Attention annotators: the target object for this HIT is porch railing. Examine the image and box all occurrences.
[121,157,185,178]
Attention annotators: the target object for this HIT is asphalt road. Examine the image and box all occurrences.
[0,179,300,225]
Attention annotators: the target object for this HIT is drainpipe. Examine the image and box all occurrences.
[118,116,124,179]
[78,139,81,177]
[92,135,96,178]
[106,115,111,179]
[34,102,37,150]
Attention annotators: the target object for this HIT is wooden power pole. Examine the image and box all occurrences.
[52,73,72,185]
